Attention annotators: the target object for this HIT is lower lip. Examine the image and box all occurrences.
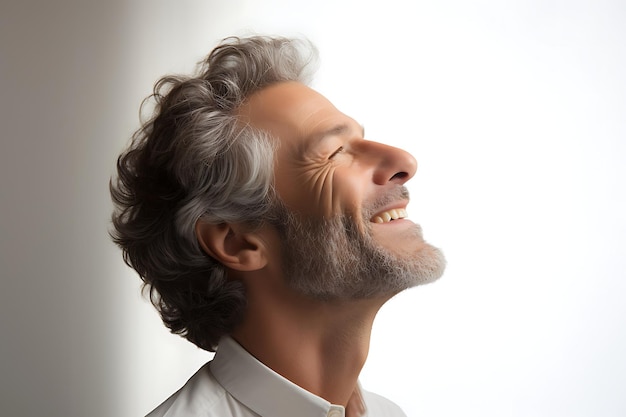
[371,218,413,225]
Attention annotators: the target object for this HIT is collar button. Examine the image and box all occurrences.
[328,406,344,417]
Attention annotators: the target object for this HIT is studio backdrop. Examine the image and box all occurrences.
[1,1,625,416]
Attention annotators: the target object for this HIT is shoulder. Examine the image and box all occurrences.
[145,362,250,417]
[361,389,407,417]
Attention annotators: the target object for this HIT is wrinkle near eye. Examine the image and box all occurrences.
[294,161,337,217]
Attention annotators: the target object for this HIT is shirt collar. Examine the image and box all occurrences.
[210,336,345,417]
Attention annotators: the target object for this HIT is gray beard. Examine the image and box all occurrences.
[271,194,446,301]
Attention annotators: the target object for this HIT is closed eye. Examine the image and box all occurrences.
[328,146,344,159]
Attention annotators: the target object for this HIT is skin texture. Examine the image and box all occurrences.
[196,82,444,411]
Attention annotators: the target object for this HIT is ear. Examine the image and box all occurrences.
[195,220,269,272]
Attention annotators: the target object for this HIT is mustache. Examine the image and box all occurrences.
[362,186,411,220]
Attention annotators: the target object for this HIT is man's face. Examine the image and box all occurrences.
[239,82,445,299]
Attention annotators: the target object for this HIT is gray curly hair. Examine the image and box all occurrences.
[110,36,317,351]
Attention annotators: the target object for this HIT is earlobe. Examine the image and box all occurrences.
[195,220,269,272]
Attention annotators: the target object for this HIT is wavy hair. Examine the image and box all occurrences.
[110,36,317,351]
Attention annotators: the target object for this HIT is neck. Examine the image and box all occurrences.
[232,287,389,406]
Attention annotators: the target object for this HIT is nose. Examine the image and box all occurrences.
[362,140,418,185]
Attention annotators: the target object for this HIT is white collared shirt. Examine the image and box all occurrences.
[146,337,406,417]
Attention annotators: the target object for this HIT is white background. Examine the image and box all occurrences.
[1,1,625,416]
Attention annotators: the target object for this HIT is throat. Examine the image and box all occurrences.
[299,322,373,406]
[233,296,381,406]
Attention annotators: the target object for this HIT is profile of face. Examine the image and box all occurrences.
[239,82,446,300]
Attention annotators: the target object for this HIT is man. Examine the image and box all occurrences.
[111,35,445,417]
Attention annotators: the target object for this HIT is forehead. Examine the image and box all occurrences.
[237,82,357,150]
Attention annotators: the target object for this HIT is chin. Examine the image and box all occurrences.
[381,234,446,290]
[409,242,446,286]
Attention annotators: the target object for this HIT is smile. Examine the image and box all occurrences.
[371,208,408,224]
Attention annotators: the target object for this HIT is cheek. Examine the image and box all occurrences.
[275,162,371,219]
[275,163,337,217]
[331,169,365,217]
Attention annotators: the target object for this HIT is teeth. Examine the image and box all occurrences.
[372,208,407,224]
